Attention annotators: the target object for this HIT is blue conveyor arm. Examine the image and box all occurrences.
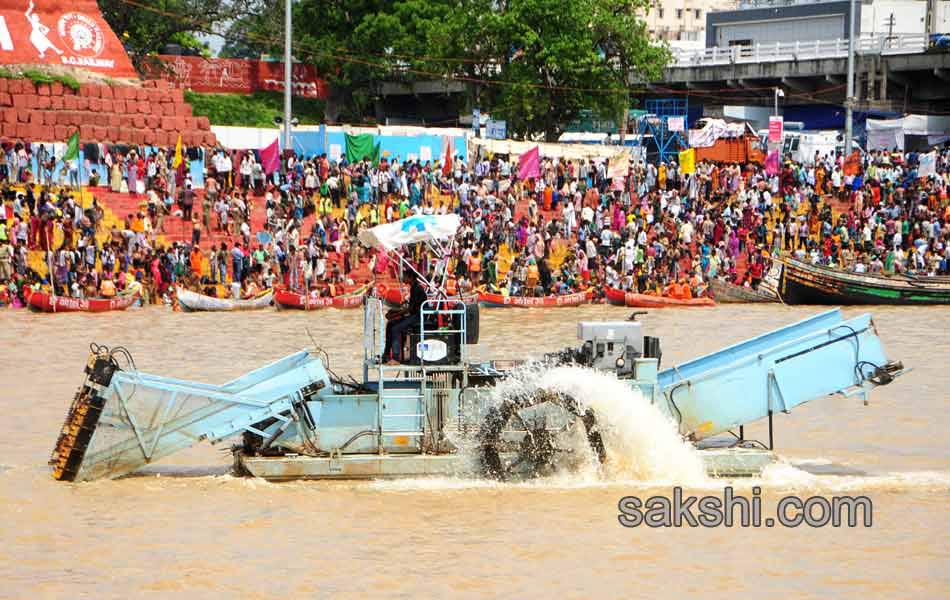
[656,309,904,440]
[50,350,331,482]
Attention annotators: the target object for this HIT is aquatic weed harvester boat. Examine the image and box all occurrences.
[50,216,906,482]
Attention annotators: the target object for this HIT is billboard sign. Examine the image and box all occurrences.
[0,0,137,78]
[768,116,784,143]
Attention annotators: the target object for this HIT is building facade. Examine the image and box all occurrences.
[643,0,740,42]
[705,0,950,47]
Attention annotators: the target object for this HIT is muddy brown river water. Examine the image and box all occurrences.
[0,304,947,598]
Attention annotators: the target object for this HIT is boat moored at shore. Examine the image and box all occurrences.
[779,257,950,305]
[28,291,139,313]
[606,287,715,308]
[175,287,274,312]
[477,289,592,308]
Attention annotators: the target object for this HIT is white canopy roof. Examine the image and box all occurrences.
[867,115,950,136]
[358,214,461,251]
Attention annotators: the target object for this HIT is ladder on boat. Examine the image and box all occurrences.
[377,365,426,451]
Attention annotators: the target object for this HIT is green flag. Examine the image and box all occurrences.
[63,131,79,162]
[345,133,381,165]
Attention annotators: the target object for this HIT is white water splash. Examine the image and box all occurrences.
[543,365,708,483]
[448,363,709,485]
[751,461,950,494]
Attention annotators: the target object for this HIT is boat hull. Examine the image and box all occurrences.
[709,279,778,303]
[237,446,774,480]
[605,288,715,308]
[28,291,138,313]
[176,287,274,312]
[779,258,950,305]
[477,289,592,308]
[274,290,365,310]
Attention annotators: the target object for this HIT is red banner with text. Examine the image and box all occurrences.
[151,55,328,99]
[0,0,137,78]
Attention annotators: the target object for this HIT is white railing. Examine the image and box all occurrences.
[670,33,928,68]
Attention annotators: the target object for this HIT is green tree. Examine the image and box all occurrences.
[483,0,622,141]
[589,0,670,141]
[183,0,665,137]
[219,6,283,59]
[99,0,254,68]
[291,0,393,121]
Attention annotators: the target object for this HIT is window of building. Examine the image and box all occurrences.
[695,9,701,19]
[676,8,683,18]
[657,8,664,18]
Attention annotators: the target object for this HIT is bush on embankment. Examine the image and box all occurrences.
[184,90,326,128]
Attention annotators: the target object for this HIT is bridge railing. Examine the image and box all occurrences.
[670,33,929,68]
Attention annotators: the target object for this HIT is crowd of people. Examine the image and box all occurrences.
[1,134,949,309]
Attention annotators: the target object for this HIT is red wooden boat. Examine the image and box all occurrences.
[376,284,478,307]
[477,289,593,308]
[27,291,139,313]
[605,287,715,308]
[274,289,365,310]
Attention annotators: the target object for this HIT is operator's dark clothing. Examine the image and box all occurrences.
[388,279,427,361]
[406,278,427,317]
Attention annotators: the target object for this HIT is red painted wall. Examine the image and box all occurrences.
[0,0,137,78]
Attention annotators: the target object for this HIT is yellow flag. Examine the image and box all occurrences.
[679,148,695,175]
[172,134,183,168]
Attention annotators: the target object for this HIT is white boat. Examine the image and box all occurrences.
[175,287,274,312]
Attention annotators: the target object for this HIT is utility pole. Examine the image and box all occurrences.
[844,0,856,156]
[926,0,938,37]
[283,0,293,154]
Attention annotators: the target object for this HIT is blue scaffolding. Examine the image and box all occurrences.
[639,98,689,164]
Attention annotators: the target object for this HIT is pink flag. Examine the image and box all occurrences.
[260,138,281,175]
[518,145,540,180]
[765,149,780,176]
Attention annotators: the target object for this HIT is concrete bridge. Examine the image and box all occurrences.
[659,34,950,113]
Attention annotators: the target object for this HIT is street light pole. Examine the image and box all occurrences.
[844,0,856,156]
[283,0,293,155]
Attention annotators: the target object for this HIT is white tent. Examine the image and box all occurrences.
[866,115,950,150]
[469,137,622,160]
[688,118,757,148]
[558,132,610,144]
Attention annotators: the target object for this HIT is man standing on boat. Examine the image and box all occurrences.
[386,271,427,364]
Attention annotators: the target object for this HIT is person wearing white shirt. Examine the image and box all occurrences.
[562,201,575,235]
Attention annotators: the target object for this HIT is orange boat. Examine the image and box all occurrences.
[274,289,365,310]
[27,291,139,313]
[377,284,408,306]
[477,289,593,308]
[377,284,476,306]
[605,287,715,308]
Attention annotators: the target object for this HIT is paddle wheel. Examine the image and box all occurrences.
[479,389,606,479]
